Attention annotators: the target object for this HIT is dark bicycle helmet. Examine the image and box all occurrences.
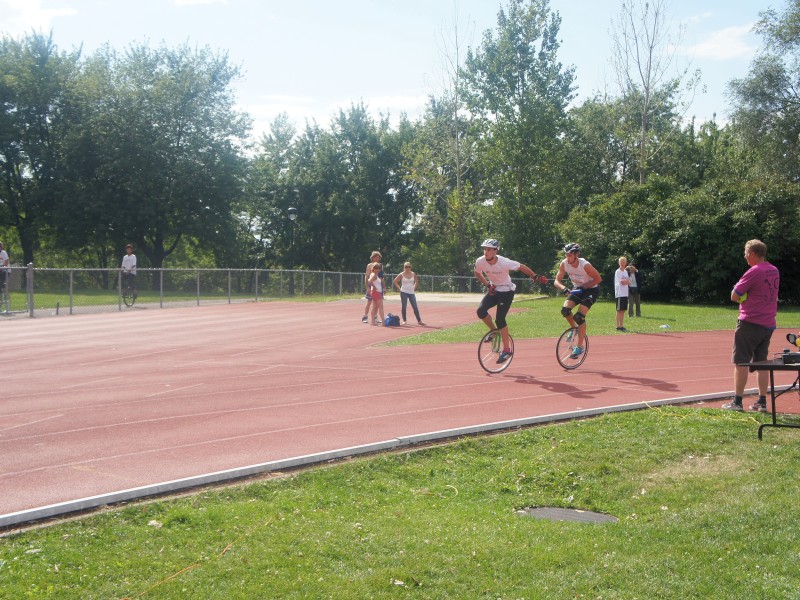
[481,238,501,249]
[563,242,581,254]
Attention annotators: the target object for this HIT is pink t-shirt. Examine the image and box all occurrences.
[733,261,780,328]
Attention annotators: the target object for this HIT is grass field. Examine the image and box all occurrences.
[2,301,800,598]
[389,296,800,345]
[2,409,799,598]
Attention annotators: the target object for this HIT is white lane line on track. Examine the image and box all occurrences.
[0,414,64,434]
[78,348,174,366]
[145,383,204,398]
[60,376,123,390]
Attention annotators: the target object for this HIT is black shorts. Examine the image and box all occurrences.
[567,286,599,309]
[616,297,629,311]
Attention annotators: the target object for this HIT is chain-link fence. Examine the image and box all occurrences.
[1,265,545,319]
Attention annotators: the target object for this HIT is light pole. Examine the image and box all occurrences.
[287,206,298,296]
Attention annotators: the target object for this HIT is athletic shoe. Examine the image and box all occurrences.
[749,399,768,413]
[569,346,584,359]
[486,330,498,341]
[362,315,368,323]
[566,328,576,342]
[616,327,627,332]
[496,350,512,363]
[721,400,743,411]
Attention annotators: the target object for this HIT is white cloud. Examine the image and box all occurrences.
[173,0,228,6]
[0,0,77,37]
[685,24,757,60]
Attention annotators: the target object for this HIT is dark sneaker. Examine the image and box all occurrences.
[486,329,498,342]
[616,327,627,332]
[749,400,768,413]
[722,400,743,411]
[362,315,368,323]
[566,328,577,342]
[496,350,512,363]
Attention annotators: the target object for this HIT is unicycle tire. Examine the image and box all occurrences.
[478,330,514,373]
[556,328,589,369]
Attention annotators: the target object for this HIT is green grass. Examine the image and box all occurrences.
[2,408,800,598]
[388,296,800,345]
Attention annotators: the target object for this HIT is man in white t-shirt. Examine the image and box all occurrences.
[120,243,138,297]
[474,238,547,364]
[614,256,630,331]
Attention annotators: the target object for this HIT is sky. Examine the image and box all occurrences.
[0,0,776,143]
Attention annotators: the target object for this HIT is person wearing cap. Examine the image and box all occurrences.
[555,243,603,359]
[474,238,546,364]
[120,243,138,298]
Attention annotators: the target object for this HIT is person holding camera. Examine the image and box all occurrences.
[723,239,780,412]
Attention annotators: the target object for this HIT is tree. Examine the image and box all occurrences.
[0,32,80,265]
[728,0,800,182]
[58,42,250,270]
[610,0,700,183]
[460,0,576,268]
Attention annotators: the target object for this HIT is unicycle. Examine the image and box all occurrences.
[122,286,137,307]
[478,330,515,373]
[556,327,589,370]
[121,272,137,307]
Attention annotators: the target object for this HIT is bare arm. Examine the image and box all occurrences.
[583,264,603,288]
[554,262,568,293]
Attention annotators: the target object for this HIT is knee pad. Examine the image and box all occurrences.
[561,306,572,318]
[574,312,586,325]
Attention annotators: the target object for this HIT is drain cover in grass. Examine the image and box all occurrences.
[516,507,618,523]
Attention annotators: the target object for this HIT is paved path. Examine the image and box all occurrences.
[2,298,798,527]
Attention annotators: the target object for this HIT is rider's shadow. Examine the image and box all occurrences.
[592,370,680,393]
[505,374,610,399]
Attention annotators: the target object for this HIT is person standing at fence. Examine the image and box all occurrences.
[362,250,382,323]
[627,261,641,317]
[614,256,630,331]
[722,239,780,412]
[393,262,424,325]
[0,241,9,290]
[367,262,386,326]
[120,243,138,298]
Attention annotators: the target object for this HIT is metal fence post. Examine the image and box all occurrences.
[196,270,201,306]
[69,270,74,315]
[26,263,34,318]
[228,269,232,304]
[255,270,259,302]
[159,269,164,308]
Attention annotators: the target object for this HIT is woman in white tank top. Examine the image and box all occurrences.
[393,262,424,325]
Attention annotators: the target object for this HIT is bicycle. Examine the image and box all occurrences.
[121,272,137,307]
[478,329,515,373]
[556,327,589,369]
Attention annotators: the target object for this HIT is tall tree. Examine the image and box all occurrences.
[728,0,800,182]
[610,0,700,183]
[460,0,575,267]
[0,32,79,265]
[59,42,250,269]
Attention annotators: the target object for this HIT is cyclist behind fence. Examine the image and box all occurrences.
[120,243,138,298]
[555,243,603,359]
[474,238,545,364]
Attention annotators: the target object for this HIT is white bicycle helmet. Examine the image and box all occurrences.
[481,238,501,249]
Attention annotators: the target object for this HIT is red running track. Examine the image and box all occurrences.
[1,299,798,526]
